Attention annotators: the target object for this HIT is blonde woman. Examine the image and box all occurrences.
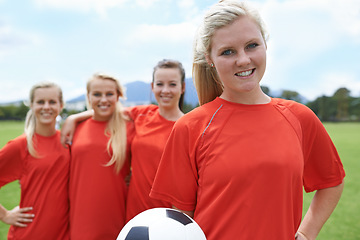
[150,1,345,240]
[60,60,186,223]
[0,82,69,239]
[69,73,132,240]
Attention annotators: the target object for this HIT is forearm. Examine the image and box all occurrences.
[298,181,344,240]
[68,109,94,123]
[60,109,94,146]
[0,204,7,221]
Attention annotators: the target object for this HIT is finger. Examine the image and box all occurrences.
[61,135,68,148]
[19,207,33,212]
[21,213,35,219]
[68,133,74,145]
[15,221,28,227]
[19,217,33,223]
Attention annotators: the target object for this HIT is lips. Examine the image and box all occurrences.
[98,105,110,110]
[235,69,254,77]
[160,95,172,101]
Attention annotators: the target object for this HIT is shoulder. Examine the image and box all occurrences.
[126,104,158,119]
[175,99,224,129]
[272,98,323,133]
[7,134,27,145]
[1,134,27,153]
[273,98,317,119]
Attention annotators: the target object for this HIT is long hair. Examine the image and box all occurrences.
[25,82,64,157]
[152,59,186,111]
[86,73,128,174]
[193,0,269,105]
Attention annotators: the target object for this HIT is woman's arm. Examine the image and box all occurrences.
[296,181,344,240]
[60,110,94,147]
[0,205,34,227]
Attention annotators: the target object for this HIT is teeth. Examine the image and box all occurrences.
[236,70,253,77]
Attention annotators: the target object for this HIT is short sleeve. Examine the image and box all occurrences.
[289,103,345,192]
[0,136,26,187]
[150,119,199,211]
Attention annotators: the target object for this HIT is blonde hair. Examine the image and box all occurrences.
[193,0,269,105]
[25,82,64,157]
[86,73,128,174]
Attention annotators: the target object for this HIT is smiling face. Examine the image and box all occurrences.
[87,78,119,121]
[31,87,63,129]
[152,67,184,110]
[207,16,267,102]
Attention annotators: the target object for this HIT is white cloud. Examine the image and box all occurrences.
[0,24,42,59]
[322,72,360,96]
[258,0,360,90]
[124,21,197,45]
[134,0,163,8]
[34,0,129,16]
[304,72,360,99]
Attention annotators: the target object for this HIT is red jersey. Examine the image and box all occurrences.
[0,131,70,240]
[150,97,345,240]
[126,105,173,221]
[69,118,131,240]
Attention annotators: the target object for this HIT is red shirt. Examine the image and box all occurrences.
[151,97,345,240]
[69,118,131,240]
[126,105,173,221]
[0,131,70,240]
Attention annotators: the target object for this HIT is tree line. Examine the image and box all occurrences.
[1,87,359,122]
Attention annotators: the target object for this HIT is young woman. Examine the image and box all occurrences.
[125,59,185,221]
[150,1,345,240]
[68,73,132,240]
[60,59,186,222]
[0,82,69,239]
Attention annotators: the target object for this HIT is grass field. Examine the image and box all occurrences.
[0,120,359,239]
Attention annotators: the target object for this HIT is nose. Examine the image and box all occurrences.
[100,94,107,102]
[162,85,170,93]
[43,101,50,109]
[236,51,251,66]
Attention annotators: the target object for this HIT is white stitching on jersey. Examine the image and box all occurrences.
[201,104,223,138]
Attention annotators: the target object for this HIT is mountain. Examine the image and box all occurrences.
[66,78,199,110]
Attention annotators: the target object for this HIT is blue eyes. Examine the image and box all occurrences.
[246,43,259,49]
[221,43,259,56]
[221,49,234,56]
[93,93,114,97]
[156,83,177,87]
[36,100,57,104]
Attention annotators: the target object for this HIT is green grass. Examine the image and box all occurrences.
[303,123,360,239]
[0,121,359,239]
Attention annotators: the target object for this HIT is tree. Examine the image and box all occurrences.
[307,95,337,121]
[281,90,302,103]
[333,87,350,121]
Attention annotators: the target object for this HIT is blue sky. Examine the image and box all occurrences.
[0,0,359,103]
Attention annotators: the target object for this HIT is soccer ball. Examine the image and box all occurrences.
[117,208,207,240]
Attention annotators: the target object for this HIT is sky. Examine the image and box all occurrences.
[0,0,359,103]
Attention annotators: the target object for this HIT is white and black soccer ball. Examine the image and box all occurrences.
[117,208,207,240]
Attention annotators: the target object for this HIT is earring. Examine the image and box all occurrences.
[210,63,214,67]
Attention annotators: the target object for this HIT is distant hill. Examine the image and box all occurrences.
[67,78,199,109]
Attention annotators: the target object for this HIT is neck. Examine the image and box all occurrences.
[35,123,57,137]
[220,88,271,105]
[158,106,184,121]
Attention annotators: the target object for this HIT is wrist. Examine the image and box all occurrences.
[0,205,7,221]
[295,231,310,240]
